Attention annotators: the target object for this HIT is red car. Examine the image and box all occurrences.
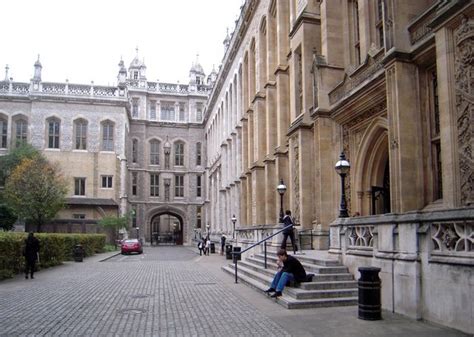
[121,239,143,255]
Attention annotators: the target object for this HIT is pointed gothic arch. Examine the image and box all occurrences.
[354,117,390,215]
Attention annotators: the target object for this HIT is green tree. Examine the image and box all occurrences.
[4,157,68,232]
[0,143,41,186]
[0,203,16,231]
[98,213,130,246]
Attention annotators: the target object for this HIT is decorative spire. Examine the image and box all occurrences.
[4,64,9,81]
[33,54,42,82]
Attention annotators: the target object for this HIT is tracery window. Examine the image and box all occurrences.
[131,172,138,196]
[175,175,184,197]
[351,0,361,65]
[150,173,159,197]
[174,142,184,166]
[161,101,175,121]
[15,118,28,146]
[150,139,160,165]
[0,117,7,148]
[196,142,202,166]
[132,98,139,118]
[196,175,202,197]
[74,119,87,150]
[150,100,156,120]
[101,121,114,151]
[429,68,442,200]
[132,139,138,163]
[47,118,60,149]
[376,0,385,48]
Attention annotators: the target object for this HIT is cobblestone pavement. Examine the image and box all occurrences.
[0,246,470,337]
[0,247,290,337]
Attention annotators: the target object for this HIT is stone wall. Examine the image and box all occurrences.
[329,208,474,335]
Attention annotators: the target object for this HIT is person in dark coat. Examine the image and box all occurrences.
[23,232,40,279]
[198,237,205,256]
[220,235,226,256]
[280,210,297,253]
[264,249,306,298]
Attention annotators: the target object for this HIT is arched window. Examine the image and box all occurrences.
[101,121,114,151]
[47,117,60,149]
[132,139,138,163]
[150,139,160,165]
[174,142,184,166]
[0,117,7,148]
[14,118,28,146]
[74,119,88,150]
[196,142,202,166]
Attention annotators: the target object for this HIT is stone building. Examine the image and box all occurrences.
[0,51,214,245]
[125,52,212,244]
[205,0,472,334]
[0,57,129,231]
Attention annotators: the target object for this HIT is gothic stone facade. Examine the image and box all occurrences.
[205,0,473,334]
[0,54,213,245]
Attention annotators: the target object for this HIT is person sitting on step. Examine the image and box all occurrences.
[264,249,306,298]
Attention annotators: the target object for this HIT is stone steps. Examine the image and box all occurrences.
[222,251,358,309]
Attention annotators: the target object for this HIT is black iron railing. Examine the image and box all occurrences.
[232,224,293,284]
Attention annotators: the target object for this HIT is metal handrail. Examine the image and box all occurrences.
[232,224,293,284]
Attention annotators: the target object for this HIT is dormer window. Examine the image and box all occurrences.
[196,77,201,85]
[133,71,139,80]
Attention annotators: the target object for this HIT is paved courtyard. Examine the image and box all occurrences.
[0,246,469,337]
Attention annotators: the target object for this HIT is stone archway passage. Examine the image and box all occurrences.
[150,213,183,245]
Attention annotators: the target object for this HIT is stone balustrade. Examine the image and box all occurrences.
[329,207,473,333]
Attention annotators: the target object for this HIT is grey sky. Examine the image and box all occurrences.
[1,0,244,85]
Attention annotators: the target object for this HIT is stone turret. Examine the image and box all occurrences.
[223,28,231,51]
[207,64,218,86]
[32,55,42,82]
[117,58,127,84]
[128,47,147,83]
[189,54,206,86]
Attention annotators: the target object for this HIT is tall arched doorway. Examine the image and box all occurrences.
[150,213,183,245]
[354,117,391,215]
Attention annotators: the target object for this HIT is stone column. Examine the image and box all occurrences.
[385,60,424,212]
[313,116,338,229]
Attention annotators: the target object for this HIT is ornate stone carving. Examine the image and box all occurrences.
[292,136,300,224]
[431,221,473,252]
[347,225,374,248]
[454,16,474,206]
[329,53,384,105]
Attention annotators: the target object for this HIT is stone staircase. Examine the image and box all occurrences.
[222,251,358,309]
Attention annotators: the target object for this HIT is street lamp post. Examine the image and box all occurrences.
[277,179,287,223]
[206,224,210,238]
[231,214,237,240]
[335,152,350,218]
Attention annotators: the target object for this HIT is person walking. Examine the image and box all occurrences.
[280,210,297,254]
[205,236,211,256]
[23,232,40,279]
[264,249,306,298]
[220,234,226,256]
[198,238,204,256]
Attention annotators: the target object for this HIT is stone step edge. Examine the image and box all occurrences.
[221,265,358,310]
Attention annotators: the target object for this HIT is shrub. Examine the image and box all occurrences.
[0,233,106,280]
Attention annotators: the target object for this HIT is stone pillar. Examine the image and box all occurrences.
[252,166,265,225]
[264,159,276,223]
[313,116,337,229]
[119,157,128,216]
[253,95,267,161]
[385,61,424,212]
[436,24,473,207]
